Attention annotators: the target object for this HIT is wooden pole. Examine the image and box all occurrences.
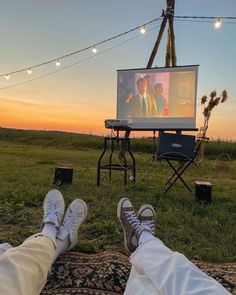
[147,0,177,68]
[146,12,168,68]
[168,0,177,66]
[165,28,171,67]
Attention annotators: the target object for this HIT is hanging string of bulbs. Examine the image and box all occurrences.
[1,14,236,81]
[0,23,162,91]
[1,16,162,81]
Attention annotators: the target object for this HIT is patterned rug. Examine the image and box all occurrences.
[41,251,236,295]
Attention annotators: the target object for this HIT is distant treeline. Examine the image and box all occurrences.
[0,127,235,159]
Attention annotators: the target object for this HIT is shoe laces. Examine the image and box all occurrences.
[61,211,78,231]
[142,220,155,234]
[45,202,62,220]
[125,211,142,233]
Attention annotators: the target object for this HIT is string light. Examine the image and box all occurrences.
[214,18,222,29]
[0,16,162,79]
[0,23,162,91]
[140,26,146,34]
[92,46,97,53]
[1,14,236,81]
[55,59,61,66]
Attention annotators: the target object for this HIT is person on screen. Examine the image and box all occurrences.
[132,77,157,117]
[123,89,133,118]
[144,74,155,98]
[153,83,168,116]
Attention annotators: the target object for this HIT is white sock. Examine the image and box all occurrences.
[53,237,70,261]
[139,230,155,245]
[42,223,57,242]
[0,243,13,255]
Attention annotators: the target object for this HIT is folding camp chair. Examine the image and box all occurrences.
[156,132,198,193]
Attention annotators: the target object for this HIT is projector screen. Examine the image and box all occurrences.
[116,65,199,130]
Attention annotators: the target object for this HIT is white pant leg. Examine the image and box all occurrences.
[0,234,55,295]
[125,238,230,295]
[125,265,161,295]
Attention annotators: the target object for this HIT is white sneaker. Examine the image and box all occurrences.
[43,189,65,228]
[56,199,88,252]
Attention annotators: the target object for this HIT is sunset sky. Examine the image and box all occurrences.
[0,0,235,139]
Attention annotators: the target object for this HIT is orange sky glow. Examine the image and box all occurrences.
[0,1,236,141]
[0,95,234,140]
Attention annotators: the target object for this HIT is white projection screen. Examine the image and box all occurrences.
[116,65,199,130]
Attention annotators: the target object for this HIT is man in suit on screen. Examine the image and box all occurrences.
[131,77,157,117]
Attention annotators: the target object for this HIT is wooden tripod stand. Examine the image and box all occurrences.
[147,0,177,68]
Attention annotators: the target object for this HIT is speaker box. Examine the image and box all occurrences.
[195,181,212,203]
[54,167,73,185]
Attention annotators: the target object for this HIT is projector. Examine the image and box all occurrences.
[105,119,132,129]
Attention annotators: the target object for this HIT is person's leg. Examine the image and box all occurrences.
[117,199,158,294]
[0,235,56,295]
[118,199,230,295]
[0,189,65,295]
[130,238,230,295]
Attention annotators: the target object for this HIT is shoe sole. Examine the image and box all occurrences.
[77,199,88,223]
[117,198,131,253]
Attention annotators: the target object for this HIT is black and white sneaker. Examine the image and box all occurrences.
[117,198,150,253]
[137,204,156,236]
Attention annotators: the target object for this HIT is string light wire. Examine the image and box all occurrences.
[174,19,236,24]
[0,23,161,91]
[1,14,235,80]
[0,16,162,78]
[174,15,236,20]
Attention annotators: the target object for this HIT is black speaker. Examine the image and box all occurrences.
[195,181,212,203]
[54,167,73,185]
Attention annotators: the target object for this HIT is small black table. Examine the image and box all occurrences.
[97,136,136,186]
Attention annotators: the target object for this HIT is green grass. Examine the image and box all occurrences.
[0,128,235,263]
[1,127,236,158]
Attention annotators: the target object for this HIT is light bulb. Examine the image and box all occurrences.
[214,18,222,29]
[5,74,10,80]
[27,68,32,74]
[56,59,61,66]
[140,26,146,34]
[92,46,97,53]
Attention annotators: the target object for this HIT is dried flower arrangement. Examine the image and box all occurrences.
[196,90,228,163]
[200,89,228,138]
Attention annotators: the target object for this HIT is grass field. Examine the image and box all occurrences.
[0,127,235,263]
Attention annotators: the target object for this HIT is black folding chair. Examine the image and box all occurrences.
[156,132,198,193]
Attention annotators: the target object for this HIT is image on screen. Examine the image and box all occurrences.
[116,65,198,130]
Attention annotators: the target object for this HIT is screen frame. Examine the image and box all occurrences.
[116,65,199,131]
